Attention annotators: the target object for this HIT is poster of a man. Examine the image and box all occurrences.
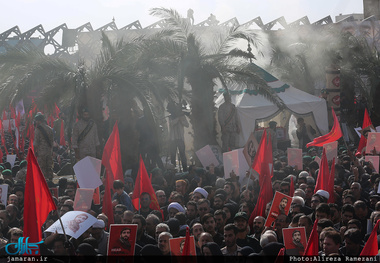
[366,132,380,154]
[283,227,307,255]
[265,191,292,227]
[68,213,88,233]
[107,224,137,256]
[73,188,94,212]
[45,211,97,239]
[243,132,258,166]
[169,236,196,256]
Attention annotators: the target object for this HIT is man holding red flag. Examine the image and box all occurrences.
[248,130,274,230]
[132,156,163,219]
[101,121,124,225]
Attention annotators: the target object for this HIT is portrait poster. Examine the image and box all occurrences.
[210,145,223,166]
[45,211,97,239]
[195,145,220,168]
[264,191,292,227]
[73,156,102,189]
[169,236,196,256]
[283,227,307,256]
[287,148,302,170]
[323,141,338,161]
[243,132,259,166]
[0,185,8,205]
[365,155,379,173]
[73,188,94,212]
[366,132,380,154]
[49,187,58,199]
[107,224,137,256]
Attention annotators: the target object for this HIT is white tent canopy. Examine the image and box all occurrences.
[215,66,328,148]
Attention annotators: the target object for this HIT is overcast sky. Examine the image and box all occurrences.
[1,0,363,33]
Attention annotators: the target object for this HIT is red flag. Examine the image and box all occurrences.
[252,129,273,184]
[54,103,60,118]
[10,105,16,120]
[132,156,162,214]
[357,108,374,154]
[23,148,57,243]
[93,187,100,205]
[307,108,342,148]
[274,247,285,263]
[48,115,54,128]
[289,176,295,197]
[314,148,329,193]
[182,226,191,256]
[0,121,8,155]
[359,219,380,256]
[102,174,114,226]
[303,219,319,256]
[327,158,335,203]
[102,121,124,185]
[249,130,274,228]
[59,120,65,146]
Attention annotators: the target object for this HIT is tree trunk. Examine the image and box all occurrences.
[188,72,218,152]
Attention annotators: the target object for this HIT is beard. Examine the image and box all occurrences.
[293,240,304,249]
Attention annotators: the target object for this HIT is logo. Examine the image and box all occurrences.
[5,237,43,255]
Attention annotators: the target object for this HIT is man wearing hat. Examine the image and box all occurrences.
[34,112,54,180]
[91,219,109,255]
[71,108,100,162]
[234,212,261,253]
[218,92,240,152]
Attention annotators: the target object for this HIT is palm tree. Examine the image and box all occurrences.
[149,8,282,151]
[0,33,176,170]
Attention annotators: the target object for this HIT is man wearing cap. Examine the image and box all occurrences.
[234,212,261,253]
[91,219,109,255]
[33,112,54,180]
[72,108,100,162]
[218,92,240,152]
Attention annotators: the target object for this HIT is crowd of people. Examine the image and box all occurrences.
[0,104,378,262]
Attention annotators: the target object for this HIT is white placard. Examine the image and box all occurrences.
[195,145,220,168]
[323,141,338,161]
[45,211,98,239]
[73,156,102,189]
[287,148,303,170]
[6,155,16,168]
[223,148,249,181]
[0,185,8,205]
